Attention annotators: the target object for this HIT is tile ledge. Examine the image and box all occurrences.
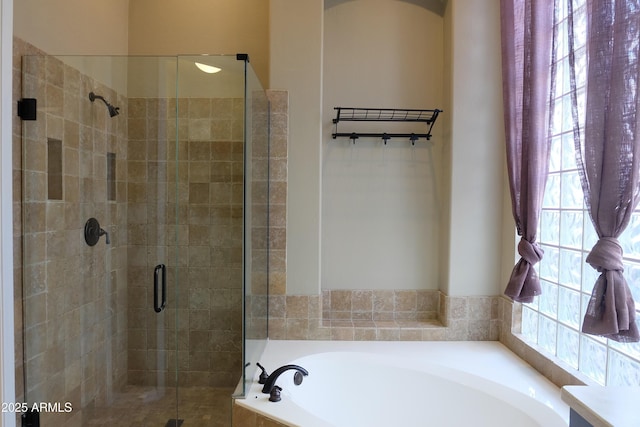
[320,319,445,329]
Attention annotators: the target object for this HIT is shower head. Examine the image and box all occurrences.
[89,92,120,117]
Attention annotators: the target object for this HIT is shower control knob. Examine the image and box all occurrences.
[84,217,110,246]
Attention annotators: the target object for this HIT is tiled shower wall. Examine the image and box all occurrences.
[14,38,129,425]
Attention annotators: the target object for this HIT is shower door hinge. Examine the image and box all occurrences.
[17,98,37,120]
[236,53,249,62]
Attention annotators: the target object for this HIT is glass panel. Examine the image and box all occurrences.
[561,94,574,133]
[539,315,558,355]
[548,137,562,172]
[239,58,270,397]
[558,286,581,329]
[557,324,579,369]
[551,96,564,136]
[175,55,258,422]
[607,350,640,386]
[522,306,539,344]
[559,210,583,248]
[540,210,560,245]
[580,336,607,385]
[561,133,577,170]
[543,174,561,208]
[525,0,640,387]
[560,171,583,208]
[539,280,558,319]
[559,248,582,290]
[539,245,559,282]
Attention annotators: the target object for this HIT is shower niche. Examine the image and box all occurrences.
[19,54,270,425]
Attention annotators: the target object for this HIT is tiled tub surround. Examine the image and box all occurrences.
[262,290,590,387]
[268,290,501,341]
[266,291,585,386]
[236,295,586,427]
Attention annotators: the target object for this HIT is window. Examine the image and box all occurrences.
[520,0,640,386]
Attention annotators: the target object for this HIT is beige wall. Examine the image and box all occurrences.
[13,1,269,87]
[321,0,444,291]
[445,0,508,296]
[271,0,511,297]
[13,0,129,55]
[270,0,324,295]
[128,0,269,88]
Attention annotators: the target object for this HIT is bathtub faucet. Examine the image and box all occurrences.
[261,364,309,394]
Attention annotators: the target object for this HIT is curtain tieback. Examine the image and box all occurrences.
[518,238,543,265]
[586,237,624,272]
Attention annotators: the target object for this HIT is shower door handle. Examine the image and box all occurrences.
[153,264,166,313]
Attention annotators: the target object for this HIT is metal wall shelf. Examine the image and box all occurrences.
[331,107,442,142]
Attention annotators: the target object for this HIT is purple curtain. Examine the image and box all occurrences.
[500,0,554,303]
[568,0,640,342]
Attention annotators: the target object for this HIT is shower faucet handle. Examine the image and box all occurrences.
[84,217,110,246]
[99,228,110,245]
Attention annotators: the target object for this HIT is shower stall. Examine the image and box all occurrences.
[18,54,269,426]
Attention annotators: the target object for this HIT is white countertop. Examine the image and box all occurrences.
[561,386,640,427]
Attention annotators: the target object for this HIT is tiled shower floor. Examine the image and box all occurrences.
[82,386,234,426]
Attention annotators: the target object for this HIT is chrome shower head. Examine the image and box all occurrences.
[89,92,120,117]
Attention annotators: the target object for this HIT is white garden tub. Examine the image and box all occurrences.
[237,341,569,427]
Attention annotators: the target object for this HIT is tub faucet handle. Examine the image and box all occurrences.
[269,385,282,402]
[256,363,269,384]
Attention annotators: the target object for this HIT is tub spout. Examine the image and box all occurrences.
[261,364,309,394]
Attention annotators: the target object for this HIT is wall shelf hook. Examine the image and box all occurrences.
[331,107,442,143]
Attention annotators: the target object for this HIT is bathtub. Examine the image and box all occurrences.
[237,340,569,427]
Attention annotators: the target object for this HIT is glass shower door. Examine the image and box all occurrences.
[123,56,181,425]
[19,54,181,426]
